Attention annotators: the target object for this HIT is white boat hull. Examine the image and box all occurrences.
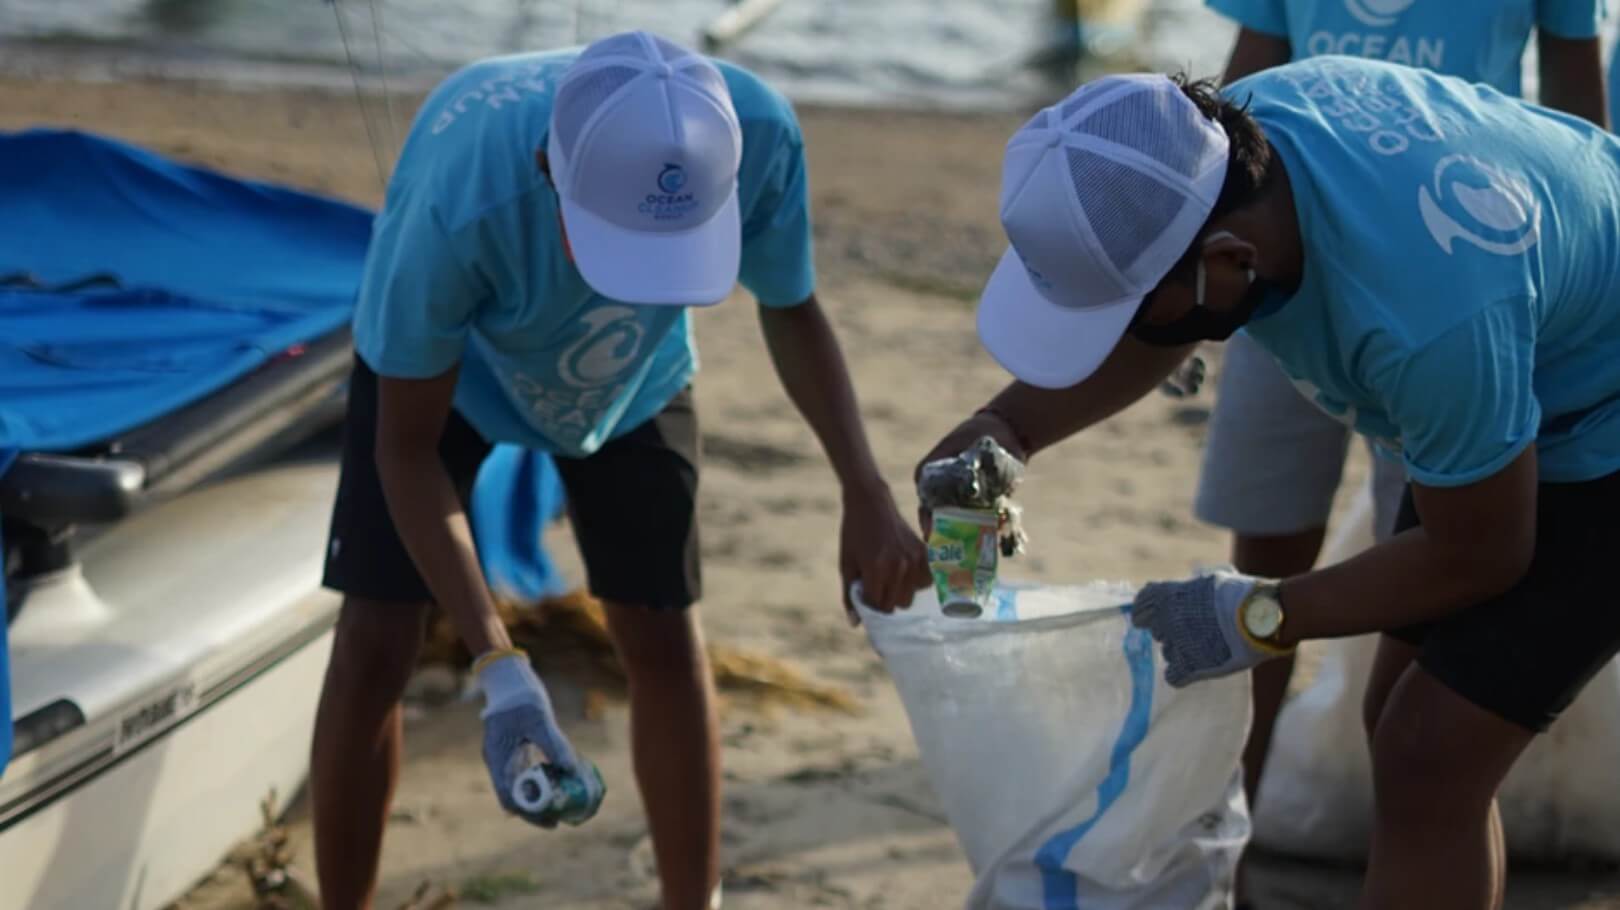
[1,454,342,910]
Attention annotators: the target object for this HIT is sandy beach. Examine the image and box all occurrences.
[5,75,1618,909]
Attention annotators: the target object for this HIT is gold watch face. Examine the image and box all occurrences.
[1243,592,1284,640]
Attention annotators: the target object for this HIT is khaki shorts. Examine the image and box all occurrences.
[1193,332,1406,541]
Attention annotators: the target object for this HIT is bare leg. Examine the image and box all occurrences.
[602,601,721,910]
[1361,665,1534,910]
[311,597,431,910]
[1360,634,1421,742]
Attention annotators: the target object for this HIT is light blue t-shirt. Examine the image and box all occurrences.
[354,49,815,457]
[1207,0,1606,94]
[1231,56,1620,487]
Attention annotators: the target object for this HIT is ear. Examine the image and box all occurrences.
[1202,230,1257,273]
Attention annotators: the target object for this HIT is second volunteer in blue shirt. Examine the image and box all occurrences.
[312,31,929,910]
[1182,3,1609,901]
[925,56,1620,906]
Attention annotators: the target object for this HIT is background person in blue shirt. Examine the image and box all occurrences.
[925,57,1620,908]
[1182,0,1608,881]
[314,31,929,910]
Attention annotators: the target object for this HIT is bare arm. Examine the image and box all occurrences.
[760,295,930,612]
[375,367,511,656]
[758,295,887,495]
[1222,27,1292,85]
[1277,446,1538,644]
[944,337,1197,464]
[1537,32,1608,129]
[990,337,1198,456]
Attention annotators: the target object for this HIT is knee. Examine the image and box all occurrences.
[1369,711,1488,827]
[326,597,429,699]
[608,607,706,686]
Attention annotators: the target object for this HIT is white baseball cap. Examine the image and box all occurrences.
[977,74,1231,388]
[547,31,743,306]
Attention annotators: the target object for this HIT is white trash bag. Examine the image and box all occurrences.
[1254,479,1620,862]
[856,581,1253,910]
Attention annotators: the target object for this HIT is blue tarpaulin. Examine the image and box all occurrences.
[0,129,374,451]
[0,130,568,777]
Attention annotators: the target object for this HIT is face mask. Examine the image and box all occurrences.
[1129,232,1282,347]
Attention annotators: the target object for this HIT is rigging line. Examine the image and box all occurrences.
[330,0,390,193]
[366,0,402,156]
[377,17,440,67]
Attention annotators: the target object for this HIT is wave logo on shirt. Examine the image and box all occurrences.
[558,306,645,388]
[1418,155,1541,256]
[1344,0,1418,27]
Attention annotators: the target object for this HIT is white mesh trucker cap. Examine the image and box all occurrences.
[547,31,743,306]
[977,74,1231,388]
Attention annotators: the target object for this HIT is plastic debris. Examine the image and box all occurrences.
[916,436,1029,557]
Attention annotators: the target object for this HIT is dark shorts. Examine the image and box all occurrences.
[1386,469,1620,732]
[322,355,701,610]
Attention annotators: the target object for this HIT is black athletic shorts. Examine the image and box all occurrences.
[1386,468,1620,732]
[322,355,701,610]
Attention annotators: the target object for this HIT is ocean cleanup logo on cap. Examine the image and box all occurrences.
[1418,154,1540,256]
[657,163,687,194]
[641,162,697,222]
[1345,0,1418,27]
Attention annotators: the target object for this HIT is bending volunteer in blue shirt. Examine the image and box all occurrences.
[1180,4,1607,902]
[927,57,1620,908]
[314,31,928,910]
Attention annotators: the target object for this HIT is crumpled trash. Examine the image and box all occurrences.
[916,436,1029,557]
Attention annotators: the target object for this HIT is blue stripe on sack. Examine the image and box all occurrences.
[995,589,1018,621]
[1034,604,1155,909]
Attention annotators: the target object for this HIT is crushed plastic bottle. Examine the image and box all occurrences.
[508,743,605,827]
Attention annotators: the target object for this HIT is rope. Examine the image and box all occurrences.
[329,0,389,193]
[366,0,402,154]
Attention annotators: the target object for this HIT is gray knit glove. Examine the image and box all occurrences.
[1129,570,1290,687]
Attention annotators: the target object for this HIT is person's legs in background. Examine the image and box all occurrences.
[1192,333,1355,905]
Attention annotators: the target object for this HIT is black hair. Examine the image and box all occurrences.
[1163,72,1276,281]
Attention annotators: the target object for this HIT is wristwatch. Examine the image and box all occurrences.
[1238,581,1292,654]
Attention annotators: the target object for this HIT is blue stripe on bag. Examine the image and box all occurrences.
[1035,605,1155,908]
[995,589,1018,621]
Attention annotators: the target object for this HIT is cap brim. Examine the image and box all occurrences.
[560,183,741,307]
[976,247,1142,389]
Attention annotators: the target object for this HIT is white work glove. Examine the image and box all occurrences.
[1128,570,1292,688]
[475,650,593,826]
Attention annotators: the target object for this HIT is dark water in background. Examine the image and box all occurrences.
[0,0,1238,109]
